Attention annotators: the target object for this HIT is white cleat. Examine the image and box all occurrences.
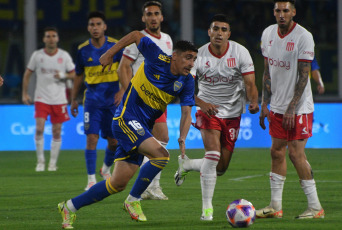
[99,168,111,180]
[35,162,45,172]
[84,181,96,191]
[141,186,168,200]
[295,208,325,219]
[48,164,57,171]
[174,155,189,186]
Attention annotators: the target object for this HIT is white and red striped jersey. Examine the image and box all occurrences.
[261,23,315,114]
[191,41,255,118]
[27,48,75,105]
[123,29,173,74]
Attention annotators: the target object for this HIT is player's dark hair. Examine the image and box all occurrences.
[210,14,230,30]
[142,1,162,14]
[43,26,58,34]
[88,11,106,22]
[274,0,296,7]
[173,40,198,53]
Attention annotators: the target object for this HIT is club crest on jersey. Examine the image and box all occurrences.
[137,128,145,136]
[174,81,182,91]
[286,42,294,51]
[227,58,236,67]
[166,41,172,49]
[58,58,63,64]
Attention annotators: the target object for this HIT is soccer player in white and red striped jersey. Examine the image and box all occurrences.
[256,0,324,219]
[22,27,75,172]
[117,1,172,200]
[174,14,259,221]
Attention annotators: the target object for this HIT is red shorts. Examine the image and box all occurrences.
[34,101,70,124]
[193,110,241,152]
[155,108,167,123]
[269,111,313,141]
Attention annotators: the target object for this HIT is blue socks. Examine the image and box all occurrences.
[85,149,97,174]
[103,147,116,167]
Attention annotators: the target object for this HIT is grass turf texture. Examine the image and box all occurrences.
[1,149,341,229]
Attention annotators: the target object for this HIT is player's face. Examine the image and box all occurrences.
[43,31,59,49]
[208,22,231,47]
[172,51,197,76]
[88,17,107,39]
[274,2,296,29]
[142,5,163,33]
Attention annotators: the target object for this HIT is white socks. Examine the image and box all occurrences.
[49,139,61,166]
[269,172,286,211]
[35,136,45,163]
[66,200,77,212]
[200,151,220,211]
[300,179,322,210]
[183,158,203,172]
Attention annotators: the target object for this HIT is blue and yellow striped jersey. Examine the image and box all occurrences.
[114,37,195,129]
[76,36,123,107]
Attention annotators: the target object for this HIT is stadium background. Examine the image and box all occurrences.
[0,0,340,150]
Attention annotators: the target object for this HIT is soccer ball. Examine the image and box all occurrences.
[226,199,256,228]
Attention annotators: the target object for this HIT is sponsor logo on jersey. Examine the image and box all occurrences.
[154,74,160,80]
[87,57,93,62]
[268,57,290,70]
[286,42,294,51]
[158,54,171,63]
[227,58,236,67]
[58,58,63,64]
[166,41,172,49]
[140,84,167,106]
[204,74,233,85]
[173,81,182,91]
[303,51,314,57]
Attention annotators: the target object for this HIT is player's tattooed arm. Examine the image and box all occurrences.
[286,61,310,115]
[261,59,271,106]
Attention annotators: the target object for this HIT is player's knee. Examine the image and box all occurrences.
[107,138,118,151]
[270,148,285,162]
[35,129,44,137]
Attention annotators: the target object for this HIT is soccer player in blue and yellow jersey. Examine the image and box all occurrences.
[58,31,197,228]
[70,11,123,191]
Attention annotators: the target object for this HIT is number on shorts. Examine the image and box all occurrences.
[128,120,142,130]
[61,105,67,114]
[84,112,90,123]
[229,128,239,141]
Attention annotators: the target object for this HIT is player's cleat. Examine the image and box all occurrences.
[123,199,147,222]
[99,168,111,180]
[295,208,325,219]
[256,206,283,218]
[141,186,168,200]
[58,201,76,229]
[84,181,96,191]
[200,208,213,221]
[35,162,45,172]
[174,155,189,186]
[48,163,57,171]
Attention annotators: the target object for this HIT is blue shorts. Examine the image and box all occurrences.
[83,104,116,139]
[112,112,153,165]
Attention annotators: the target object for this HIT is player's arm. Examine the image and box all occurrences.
[22,69,33,105]
[243,73,259,114]
[311,69,325,94]
[117,56,134,90]
[283,61,311,130]
[195,95,219,118]
[70,73,84,117]
[54,70,76,81]
[178,105,192,158]
[259,58,271,130]
[100,31,145,71]
[0,75,3,87]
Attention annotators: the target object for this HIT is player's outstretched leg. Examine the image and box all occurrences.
[174,155,189,186]
[58,201,76,229]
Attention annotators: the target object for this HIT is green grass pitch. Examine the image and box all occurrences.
[1,148,341,229]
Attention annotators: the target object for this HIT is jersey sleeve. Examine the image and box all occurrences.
[137,37,167,65]
[75,48,84,75]
[298,32,315,62]
[179,75,195,106]
[123,43,139,61]
[65,52,75,72]
[239,46,255,75]
[26,51,37,71]
[260,29,268,58]
[311,56,319,71]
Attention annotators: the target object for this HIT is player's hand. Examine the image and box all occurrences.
[99,51,113,72]
[317,85,325,94]
[54,72,66,81]
[282,111,295,130]
[200,102,219,118]
[178,137,186,158]
[22,93,32,105]
[259,104,270,130]
[248,102,259,114]
[70,100,79,117]
[114,88,125,106]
